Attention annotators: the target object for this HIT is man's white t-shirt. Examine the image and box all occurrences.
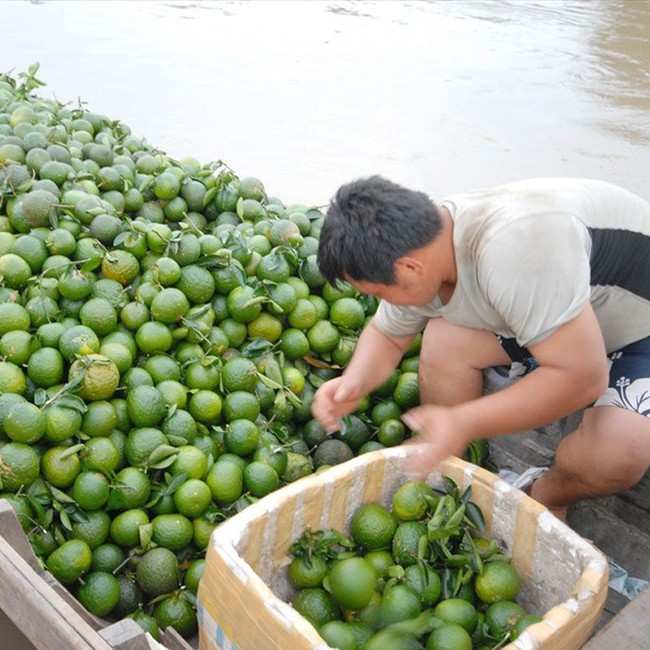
[373,178,650,353]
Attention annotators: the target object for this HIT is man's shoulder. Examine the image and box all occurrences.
[442,177,645,220]
[443,177,648,249]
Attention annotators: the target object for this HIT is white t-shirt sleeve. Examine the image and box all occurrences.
[372,301,432,338]
[477,213,592,347]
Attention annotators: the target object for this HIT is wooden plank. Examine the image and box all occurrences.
[0,501,42,572]
[597,589,630,629]
[0,607,35,650]
[583,587,650,649]
[0,536,113,650]
[160,627,197,649]
[99,620,153,650]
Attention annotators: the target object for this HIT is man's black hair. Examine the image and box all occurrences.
[317,175,442,285]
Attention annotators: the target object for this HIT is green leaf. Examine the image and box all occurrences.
[199,355,219,367]
[233,495,256,513]
[263,357,284,386]
[240,338,273,358]
[24,495,49,528]
[417,533,430,559]
[54,394,88,413]
[112,232,129,247]
[257,373,283,391]
[165,472,189,495]
[459,485,473,505]
[50,486,77,505]
[58,508,72,532]
[54,526,67,546]
[385,608,440,638]
[446,503,467,528]
[441,476,460,499]
[284,388,302,409]
[182,590,198,607]
[146,445,179,466]
[139,523,153,550]
[58,443,85,460]
[235,196,245,219]
[464,501,485,532]
[166,434,188,447]
[203,186,218,207]
[138,176,154,193]
[387,564,405,579]
[148,455,178,470]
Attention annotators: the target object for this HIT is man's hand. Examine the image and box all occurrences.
[311,320,415,431]
[401,404,474,479]
[312,376,365,432]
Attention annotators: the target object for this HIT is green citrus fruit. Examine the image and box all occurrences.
[434,598,479,634]
[153,592,198,639]
[392,481,435,521]
[173,478,212,518]
[243,461,280,497]
[292,587,339,629]
[135,547,180,596]
[68,354,120,401]
[484,600,527,639]
[109,508,150,548]
[350,502,397,550]
[474,561,522,604]
[124,427,167,468]
[4,401,46,444]
[77,571,121,617]
[126,384,167,428]
[41,445,81,488]
[151,513,194,552]
[425,621,473,650]
[392,521,428,567]
[288,555,328,589]
[91,543,126,574]
[328,556,377,610]
[46,538,92,585]
[403,564,442,608]
[183,558,206,594]
[71,471,110,510]
[205,460,243,504]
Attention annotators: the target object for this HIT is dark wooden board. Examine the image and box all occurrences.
[583,586,650,649]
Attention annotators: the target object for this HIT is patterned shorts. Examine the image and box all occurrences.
[497,334,650,417]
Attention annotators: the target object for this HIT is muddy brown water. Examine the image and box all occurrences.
[4,0,650,205]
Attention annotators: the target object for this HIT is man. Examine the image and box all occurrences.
[312,175,650,522]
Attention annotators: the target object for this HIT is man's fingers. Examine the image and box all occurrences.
[401,412,418,432]
[325,418,343,433]
[333,384,352,403]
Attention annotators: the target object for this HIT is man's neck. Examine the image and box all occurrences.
[435,205,457,303]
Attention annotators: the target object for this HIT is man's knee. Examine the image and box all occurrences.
[419,318,510,373]
[556,407,650,491]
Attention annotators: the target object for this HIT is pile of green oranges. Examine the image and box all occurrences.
[0,65,496,642]
[288,479,542,650]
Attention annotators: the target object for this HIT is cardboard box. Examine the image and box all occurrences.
[197,448,609,650]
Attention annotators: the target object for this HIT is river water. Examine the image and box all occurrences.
[4,0,650,205]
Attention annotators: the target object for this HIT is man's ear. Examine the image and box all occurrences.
[395,256,424,276]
